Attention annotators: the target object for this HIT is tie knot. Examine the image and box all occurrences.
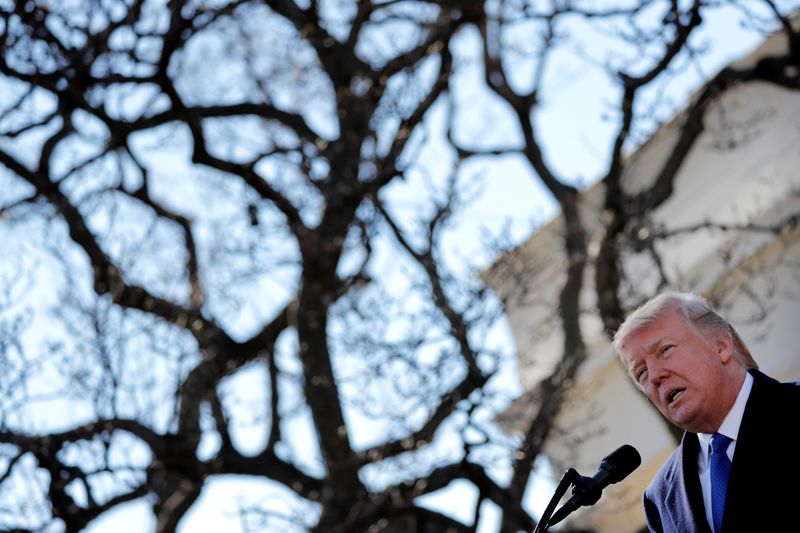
[711,433,732,454]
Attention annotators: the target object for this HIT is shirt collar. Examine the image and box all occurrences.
[697,371,753,464]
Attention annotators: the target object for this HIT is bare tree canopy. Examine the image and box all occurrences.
[1,1,799,532]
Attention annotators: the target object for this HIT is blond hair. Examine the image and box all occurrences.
[612,291,758,370]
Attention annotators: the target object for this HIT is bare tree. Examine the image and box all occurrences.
[0,1,534,531]
[1,1,799,533]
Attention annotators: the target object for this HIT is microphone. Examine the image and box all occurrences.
[547,444,641,526]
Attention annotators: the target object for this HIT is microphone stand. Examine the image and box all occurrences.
[533,467,579,533]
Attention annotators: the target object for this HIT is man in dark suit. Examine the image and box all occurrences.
[613,291,800,533]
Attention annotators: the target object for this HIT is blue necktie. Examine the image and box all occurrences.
[710,433,733,533]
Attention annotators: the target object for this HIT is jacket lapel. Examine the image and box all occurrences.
[657,433,712,533]
[677,432,713,533]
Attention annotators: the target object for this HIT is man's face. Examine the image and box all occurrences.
[619,309,735,434]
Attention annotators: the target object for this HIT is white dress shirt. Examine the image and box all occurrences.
[696,371,753,532]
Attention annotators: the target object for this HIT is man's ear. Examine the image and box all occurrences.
[715,330,734,363]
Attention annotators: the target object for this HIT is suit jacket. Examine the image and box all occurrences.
[643,370,800,533]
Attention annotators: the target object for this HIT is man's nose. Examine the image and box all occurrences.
[647,362,669,385]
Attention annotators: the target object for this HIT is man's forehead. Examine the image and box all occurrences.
[621,323,681,360]
[619,308,684,362]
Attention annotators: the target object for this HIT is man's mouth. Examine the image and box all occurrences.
[667,388,686,404]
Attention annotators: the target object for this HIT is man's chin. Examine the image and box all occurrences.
[657,402,696,431]
[667,405,696,431]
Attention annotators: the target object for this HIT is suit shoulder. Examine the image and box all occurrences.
[645,445,682,500]
[761,372,800,401]
[782,378,800,393]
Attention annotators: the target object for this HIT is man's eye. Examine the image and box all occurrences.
[660,344,674,355]
[636,367,648,382]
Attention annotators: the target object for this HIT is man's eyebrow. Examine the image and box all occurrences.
[645,336,674,354]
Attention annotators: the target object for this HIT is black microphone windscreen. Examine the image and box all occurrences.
[601,444,641,483]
